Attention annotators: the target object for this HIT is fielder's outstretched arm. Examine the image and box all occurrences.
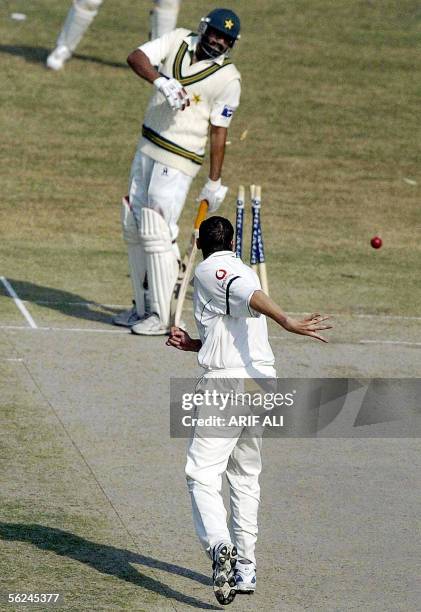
[249,290,331,342]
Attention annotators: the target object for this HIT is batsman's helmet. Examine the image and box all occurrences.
[198,8,241,59]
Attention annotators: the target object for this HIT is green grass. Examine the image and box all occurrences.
[0,0,420,318]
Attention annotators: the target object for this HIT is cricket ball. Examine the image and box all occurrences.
[370,236,382,249]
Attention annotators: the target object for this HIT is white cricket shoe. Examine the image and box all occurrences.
[46,45,72,70]
[131,313,169,336]
[235,559,256,594]
[112,302,142,327]
[211,542,238,606]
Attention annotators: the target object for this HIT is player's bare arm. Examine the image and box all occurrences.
[249,290,332,342]
[166,327,202,351]
[127,49,161,83]
[209,125,227,180]
[198,125,229,212]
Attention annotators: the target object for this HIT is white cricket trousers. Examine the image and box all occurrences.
[129,148,193,241]
[185,367,276,565]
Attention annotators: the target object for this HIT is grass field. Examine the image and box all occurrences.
[0,0,420,315]
[1,2,420,611]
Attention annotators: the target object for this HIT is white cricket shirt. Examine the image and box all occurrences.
[193,251,275,372]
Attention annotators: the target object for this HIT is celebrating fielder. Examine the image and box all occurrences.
[46,0,181,70]
[113,8,242,335]
[167,216,331,605]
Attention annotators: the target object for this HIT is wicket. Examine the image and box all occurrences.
[235,184,269,295]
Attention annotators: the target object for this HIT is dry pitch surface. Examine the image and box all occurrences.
[1,1,420,610]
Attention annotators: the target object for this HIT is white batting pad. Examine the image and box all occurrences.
[140,207,178,326]
[121,198,146,318]
[150,0,180,39]
[57,0,103,52]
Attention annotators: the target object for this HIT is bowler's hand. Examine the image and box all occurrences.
[283,313,332,343]
[166,327,202,352]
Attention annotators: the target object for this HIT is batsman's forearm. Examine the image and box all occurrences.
[209,125,227,180]
[127,49,160,84]
[249,290,289,328]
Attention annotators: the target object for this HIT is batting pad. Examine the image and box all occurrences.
[57,0,103,52]
[150,0,180,39]
[121,198,147,318]
[140,207,178,326]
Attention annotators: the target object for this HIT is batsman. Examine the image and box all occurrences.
[113,8,242,335]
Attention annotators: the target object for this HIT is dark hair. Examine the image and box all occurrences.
[199,216,234,256]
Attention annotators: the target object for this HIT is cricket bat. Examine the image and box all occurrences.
[170,199,208,327]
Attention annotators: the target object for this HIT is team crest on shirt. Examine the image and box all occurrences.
[216,269,227,280]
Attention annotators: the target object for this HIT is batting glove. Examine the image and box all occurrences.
[153,76,190,111]
[198,178,228,213]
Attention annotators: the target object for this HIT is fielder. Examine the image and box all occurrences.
[113,8,242,335]
[167,216,331,605]
[46,0,181,70]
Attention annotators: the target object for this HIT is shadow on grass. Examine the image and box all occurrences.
[1,279,124,325]
[0,45,128,69]
[0,523,219,610]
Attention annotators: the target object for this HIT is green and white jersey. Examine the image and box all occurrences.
[138,28,241,177]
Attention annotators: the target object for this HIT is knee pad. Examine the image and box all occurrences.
[150,0,179,39]
[154,0,180,9]
[75,0,103,12]
[140,206,173,253]
[57,0,102,51]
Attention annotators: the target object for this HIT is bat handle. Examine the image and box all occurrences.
[194,199,209,230]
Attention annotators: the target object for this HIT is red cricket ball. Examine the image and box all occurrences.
[370,236,382,249]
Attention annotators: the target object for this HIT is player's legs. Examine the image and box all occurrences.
[227,369,276,591]
[150,0,180,40]
[113,151,154,325]
[130,157,191,335]
[137,206,179,332]
[186,434,240,552]
[186,424,243,605]
[119,196,147,320]
[46,0,103,71]
[226,434,262,566]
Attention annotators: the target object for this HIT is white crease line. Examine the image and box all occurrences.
[0,325,128,334]
[0,325,419,347]
[14,301,421,322]
[25,301,127,307]
[0,277,37,328]
[2,358,24,362]
[359,340,421,347]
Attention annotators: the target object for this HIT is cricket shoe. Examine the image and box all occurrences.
[46,45,72,70]
[211,542,238,606]
[235,559,256,594]
[112,302,142,327]
[131,313,169,336]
